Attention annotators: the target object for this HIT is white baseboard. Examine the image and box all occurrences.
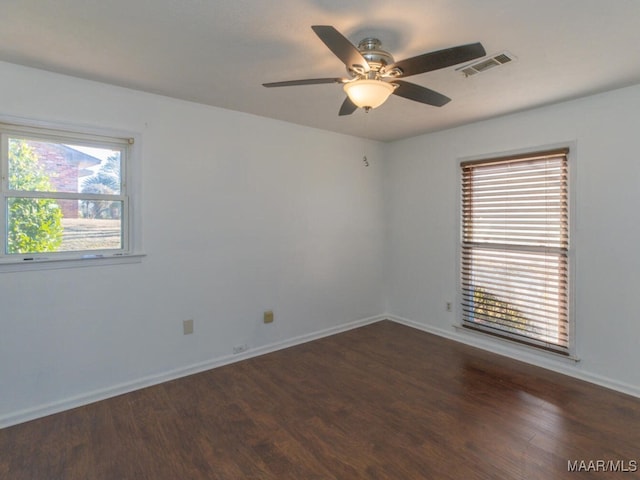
[0,314,386,429]
[4,312,637,429]
[387,314,640,399]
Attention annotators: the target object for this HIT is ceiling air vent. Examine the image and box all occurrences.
[458,51,516,77]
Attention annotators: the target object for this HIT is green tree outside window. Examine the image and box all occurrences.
[7,140,63,253]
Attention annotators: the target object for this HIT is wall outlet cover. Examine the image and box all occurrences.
[183,319,194,335]
[233,344,249,354]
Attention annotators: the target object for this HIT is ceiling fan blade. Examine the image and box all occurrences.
[338,97,358,116]
[392,80,451,107]
[263,78,346,87]
[311,25,370,73]
[386,43,486,78]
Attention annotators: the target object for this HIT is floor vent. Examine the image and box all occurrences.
[458,51,516,77]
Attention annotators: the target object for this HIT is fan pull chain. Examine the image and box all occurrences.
[362,108,370,167]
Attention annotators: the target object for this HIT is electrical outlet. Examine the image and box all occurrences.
[183,319,194,335]
[263,310,274,324]
[232,344,248,355]
[446,302,452,312]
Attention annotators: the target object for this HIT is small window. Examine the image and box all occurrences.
[460,148,570,354]
[1,123,133,262]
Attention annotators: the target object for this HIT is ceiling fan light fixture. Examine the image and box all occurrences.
[343,79,395,109]
[264,26,486,116]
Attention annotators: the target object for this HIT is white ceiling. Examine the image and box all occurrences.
[2,0,640,142]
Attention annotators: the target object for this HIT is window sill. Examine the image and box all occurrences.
[0,253,146,273]
[453,323,580,363]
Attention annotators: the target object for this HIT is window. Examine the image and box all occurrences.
[460,148,570,354]
[0,122,134,263]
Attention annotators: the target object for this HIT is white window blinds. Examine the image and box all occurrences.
[461,149,569,353]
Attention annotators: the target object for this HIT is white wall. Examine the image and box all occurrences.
[0,61,387,426]
[385,83,640,396]
[2,57,640,428]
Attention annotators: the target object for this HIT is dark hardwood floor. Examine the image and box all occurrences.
[2,320,639,479]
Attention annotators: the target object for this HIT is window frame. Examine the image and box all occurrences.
[0,119,142,269]
[458,146,574,356]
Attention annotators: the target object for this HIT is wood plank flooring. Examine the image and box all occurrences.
[2,320,640,479]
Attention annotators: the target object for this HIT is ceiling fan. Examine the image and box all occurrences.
[263,25,486,115]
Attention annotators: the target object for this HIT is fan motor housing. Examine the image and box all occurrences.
[348,38,395,78]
